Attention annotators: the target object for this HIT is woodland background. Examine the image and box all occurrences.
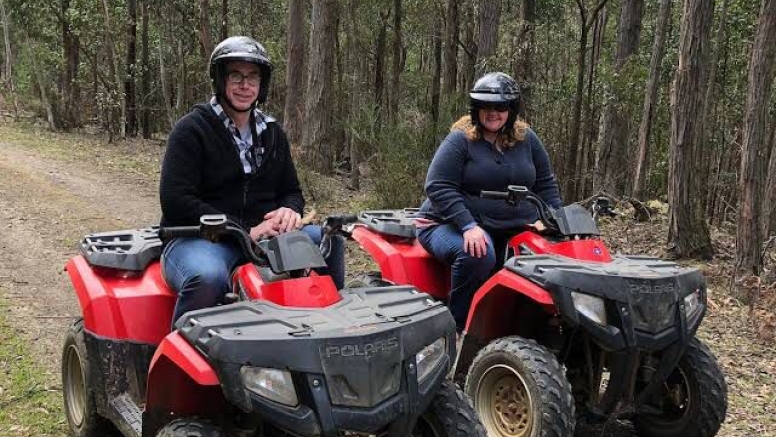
[1,0,775,300]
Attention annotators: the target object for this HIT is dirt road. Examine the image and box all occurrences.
[0,126,773,437]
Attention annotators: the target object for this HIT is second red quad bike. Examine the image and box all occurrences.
[62,214,486,437]
[349,185,728,437]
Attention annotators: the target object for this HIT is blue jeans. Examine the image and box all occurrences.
[417,223,497,332]
[162,225,345,328]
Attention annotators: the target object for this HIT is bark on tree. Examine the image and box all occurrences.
[141,0,150,139]
[460,2,476,92]
[199,0,214,63]
[579,7,607,199]
[764,125,776,238]
[562,0,610,201]
[475,0,501,77]
[346,0,360,190]
[158,37,175,129]
[301,0,337,175]
[431,15,442,127]
[26,35,55,130]
[442,0,458,94]
[221,0,228,41]
[595,0,644,195]
[515,0,535,119]
[283,0,306,145]
[634,0,672,200]
[58,0,81,129]
[735,0,776,277]
[0,0,18,121]
[374,9,389,110]
[389,0,403,124]
[668,0,715,260]
[125,0,138,137]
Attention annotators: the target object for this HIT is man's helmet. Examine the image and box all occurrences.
[469,72,521,132]
[209,36,273,107]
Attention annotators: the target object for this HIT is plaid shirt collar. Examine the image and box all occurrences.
[209,96,276,174]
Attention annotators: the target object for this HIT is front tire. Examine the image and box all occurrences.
[465,337,575,437]
[634,337,727,437]
[156,418,224,437]
[412,380,487,437]
[62,319,114,437]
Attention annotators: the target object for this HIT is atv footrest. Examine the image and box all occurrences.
[110,393,143,437]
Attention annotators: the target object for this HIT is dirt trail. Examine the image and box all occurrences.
[0,139,159,366]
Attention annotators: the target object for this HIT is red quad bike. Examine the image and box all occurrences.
[62,214,488,437]
[349,185,728,437]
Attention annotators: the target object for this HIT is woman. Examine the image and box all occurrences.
[417,72,562,332]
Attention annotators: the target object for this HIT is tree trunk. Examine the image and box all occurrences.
[199,0,213,63]
[595,0,644,195]
[58,0,80,129]
[347,0,360,190]
[475,0,501,77]
[221,0,228,40]
[579,7,607,199]
[515,0,535,119]
[563,0,610,202]
[431,15,442,128]
[26,35,55,130]
[141,0,150,138]
[101,0,126,139]
[0,0,18,121]
[389,0,403,124]
[374,10,389,110]
[442,0,459,94]
[634,0,672,199]
[125,0,138,137]
[283,0,306,146]
[158,37,175,129]
[301,0,337,175]
[668,0,715,260]
[735,0,776,277]
[460,2,476,92]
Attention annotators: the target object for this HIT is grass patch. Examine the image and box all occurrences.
[0,299,67,436]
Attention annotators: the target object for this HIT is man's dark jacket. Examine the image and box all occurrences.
[160,104,304,229]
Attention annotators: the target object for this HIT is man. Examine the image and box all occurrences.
[159,36,344,327]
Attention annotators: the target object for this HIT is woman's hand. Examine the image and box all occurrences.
[526,220,546,232]
[264,207,302,233]
[463,225,489,258]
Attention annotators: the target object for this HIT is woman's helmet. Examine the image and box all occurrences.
[209,36,273,108]
[469,72,521,132]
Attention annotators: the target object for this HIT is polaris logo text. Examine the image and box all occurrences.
[323,338,399,358]
[627,282,676,294]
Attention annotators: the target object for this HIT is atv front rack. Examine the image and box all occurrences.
[79,227,162,271]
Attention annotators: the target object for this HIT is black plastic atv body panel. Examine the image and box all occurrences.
[506,254,706,351]
[79,227,162,271]
[176,285,456,437]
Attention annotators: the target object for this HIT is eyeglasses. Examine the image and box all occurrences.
[227,71,261,86]
[479,103,510,112]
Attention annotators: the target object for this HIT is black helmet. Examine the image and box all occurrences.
[469,72,521,131]
[209,36,273,107]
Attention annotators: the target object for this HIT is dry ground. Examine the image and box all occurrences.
[0,120,773,436]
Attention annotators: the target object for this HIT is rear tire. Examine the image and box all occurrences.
[634,337,727,437]
[156,418,224,437]
[412,380,487,437]
[62,319,115,437]
[465,336,575,437]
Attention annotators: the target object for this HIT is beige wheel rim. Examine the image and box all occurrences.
[475,364,534,437]
[64,344,86,428]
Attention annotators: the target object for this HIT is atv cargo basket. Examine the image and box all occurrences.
[79,227,162,271]
[358,209,420,239]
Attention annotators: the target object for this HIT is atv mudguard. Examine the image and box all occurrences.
[66,255,175,344]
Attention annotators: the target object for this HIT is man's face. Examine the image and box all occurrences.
[224,61,261,111]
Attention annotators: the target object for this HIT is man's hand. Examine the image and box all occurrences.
[463,225,489,258]
[526,220,546,232]
[250,220,280,240]
[264,207,302,233]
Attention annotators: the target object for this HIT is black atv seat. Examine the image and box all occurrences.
[358,209,421,239]
[79,227,162,271]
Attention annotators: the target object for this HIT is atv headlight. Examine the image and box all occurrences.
[571,292,607,325]
[684,289,702,319]
[241,367,298,407]
[416,337,446,383]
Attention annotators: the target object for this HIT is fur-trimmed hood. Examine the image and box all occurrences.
[451,115,529,146]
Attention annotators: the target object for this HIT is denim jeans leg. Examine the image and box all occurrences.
[417,224,496,332]
[301,224,345,289]
[161,237,244,329]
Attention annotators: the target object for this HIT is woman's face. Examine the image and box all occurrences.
[478,104,510,134]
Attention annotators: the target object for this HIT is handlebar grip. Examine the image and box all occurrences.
[480,190,509,200]
[341,214,359,224]
[158,226,201,239]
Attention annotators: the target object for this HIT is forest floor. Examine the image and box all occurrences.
[0,117,774,437]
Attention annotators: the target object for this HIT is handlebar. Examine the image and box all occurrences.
[158,215,265,265]
[480,185,560,233]
[319,214,359,258]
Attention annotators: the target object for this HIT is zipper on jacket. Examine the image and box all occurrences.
[241,179,249,225]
